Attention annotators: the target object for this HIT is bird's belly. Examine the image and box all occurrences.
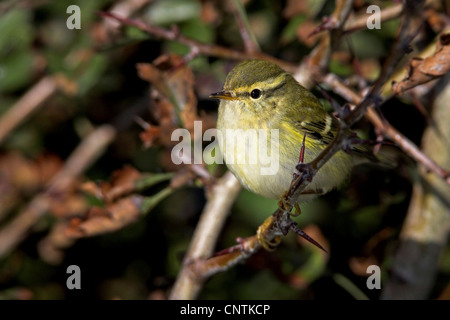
[217,100,352,202]
[218,125,352,201]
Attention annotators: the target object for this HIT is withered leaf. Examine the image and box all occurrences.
[65,196,142,238]
[104,165,143,202]
[80,165,142,203]
[48,193,88,218]
[392,33,450,94]
[137,54,198,132]
[139,124,162,148]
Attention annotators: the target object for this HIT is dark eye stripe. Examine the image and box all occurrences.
[263,80,286,97]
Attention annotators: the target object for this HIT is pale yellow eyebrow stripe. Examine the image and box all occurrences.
[237,73,286,94]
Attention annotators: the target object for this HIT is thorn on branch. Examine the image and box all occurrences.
[277,212,328,253]
[290,223,327,253]
[293,134,307,180]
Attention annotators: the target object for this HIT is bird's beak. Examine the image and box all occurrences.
[209,91,237,100]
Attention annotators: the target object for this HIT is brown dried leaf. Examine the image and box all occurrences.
[425,8,448,33]
[104,165,142,202]
[79,181,103,199]
[49,193,88,218]
[175,67,197,133]
[137,62,171,98]
[0,152,40,192]
[138,54,199,130]
[157,54,198,131]
[35,154,63,186]
[79,166,142,203]
[392,33,450,95]
[0,152,63,194]
[139,125,162,148]
[137,56,192,148]
[38,221,76,265]
[65,196,142,238]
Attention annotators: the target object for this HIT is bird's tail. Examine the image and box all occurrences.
[351,141,401,169]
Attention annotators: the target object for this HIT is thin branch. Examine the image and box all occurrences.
[343,3,403,33]
[309,0,355,70]
[191,236,260,279]
[321,73,450,185]
[101,0,152,34]
[0,76,57,145]
[344,0,424,126]
[99,12,296,73]
[230,0,260,53]
[296,0,354,89]
[169,171,242,300]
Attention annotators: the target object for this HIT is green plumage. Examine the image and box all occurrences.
[212,60,383,201]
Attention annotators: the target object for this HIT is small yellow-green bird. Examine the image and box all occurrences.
[210,59,382,203]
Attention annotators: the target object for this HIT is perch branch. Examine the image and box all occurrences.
[169,171,241,300]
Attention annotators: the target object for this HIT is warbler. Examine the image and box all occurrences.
[210,59,384,203]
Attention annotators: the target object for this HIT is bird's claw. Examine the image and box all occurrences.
[257,215,281,252]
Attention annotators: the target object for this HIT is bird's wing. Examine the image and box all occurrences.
[294,113,337,146]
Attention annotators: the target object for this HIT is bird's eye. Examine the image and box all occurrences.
[250,89,262,99]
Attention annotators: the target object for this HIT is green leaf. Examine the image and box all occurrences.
[281,14,306,44]
[293,248,326,283]
[135,172,175,191]
[145,0,201,26]
[0,50,33,92]
[77,54,108,95]
[180,19,214,44]
[329,59,353,77]
[0,9,33,55]
[333,273,370,300]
